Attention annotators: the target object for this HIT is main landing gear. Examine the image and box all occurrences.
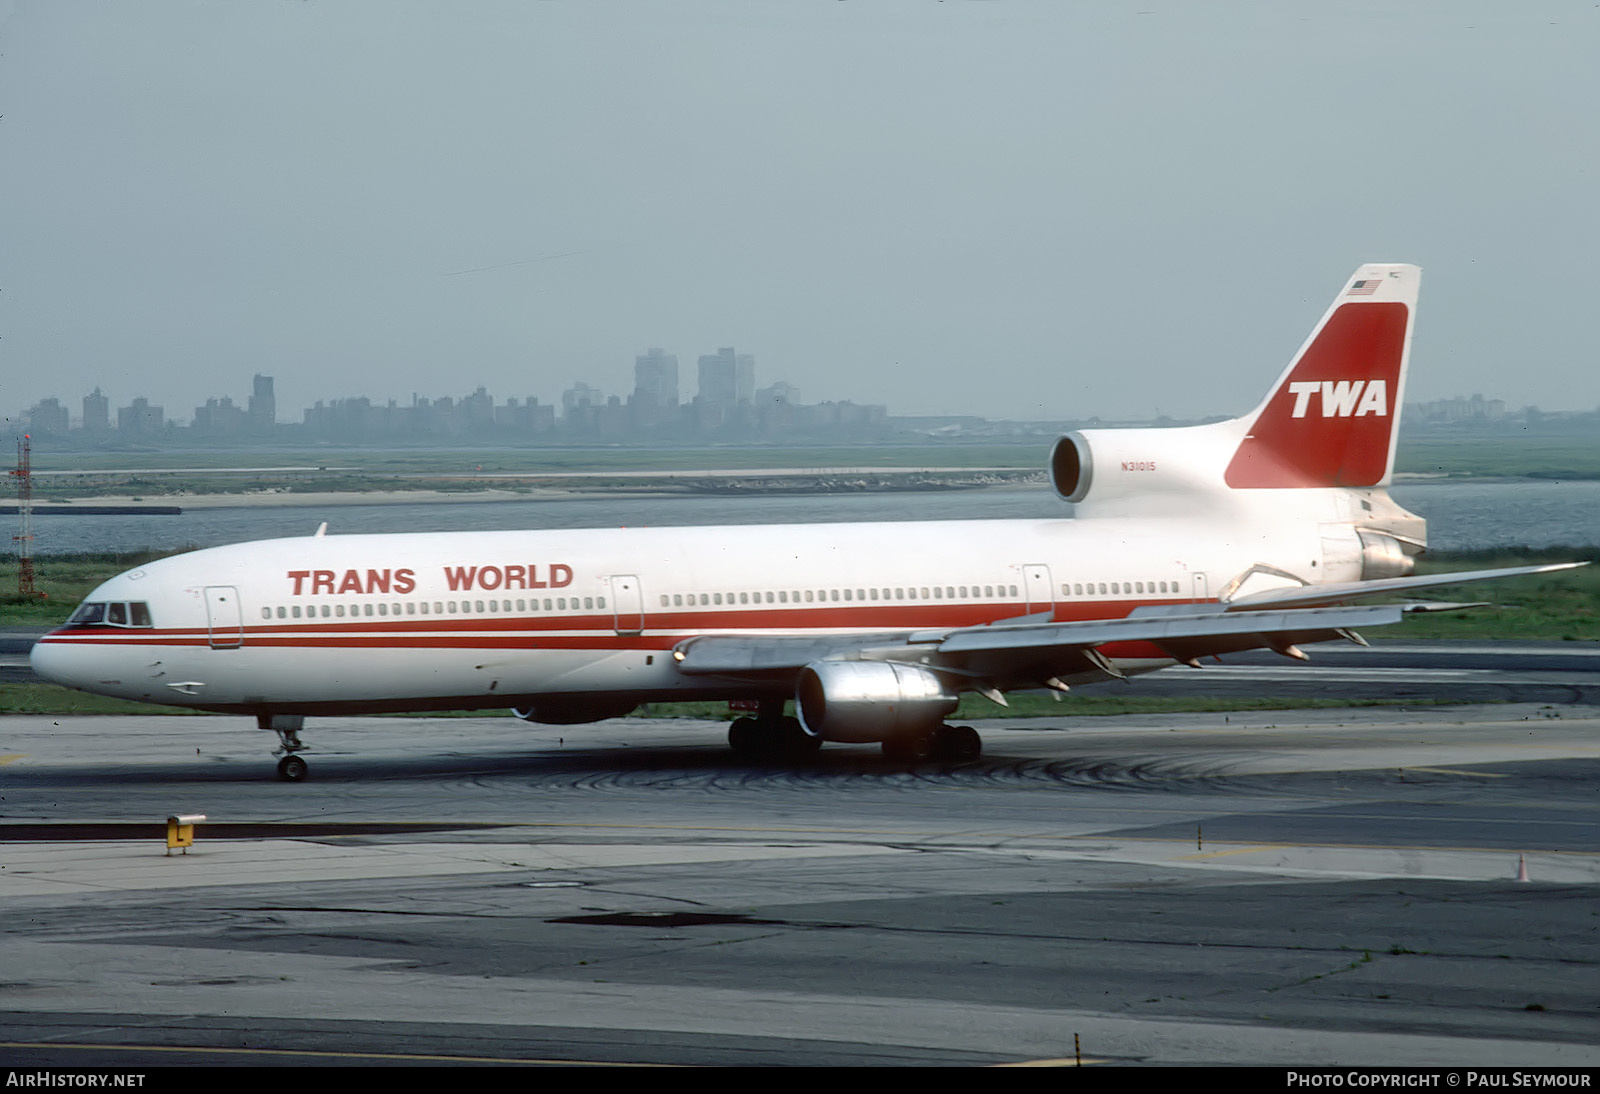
[727,703,822,760]
[724,704,984,764]
[882,724,982,763]
[259,714,310,782]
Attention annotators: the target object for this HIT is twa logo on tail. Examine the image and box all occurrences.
[1225,263,1419,489]
[1287,379,1388,419]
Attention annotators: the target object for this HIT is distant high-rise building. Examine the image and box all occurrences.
[561,382,606,434]
[462,386,495,430]
[630,348,679,430]
[117,397,164,434]
[82,388,109,433]
[193,396,248,434]
[757,381,799,407]
[633,348,679,408]
[496,395,555,434]
[697,347,754,406]
[249,374,276,429]
[28,398,69,434]
[562,382,605,417]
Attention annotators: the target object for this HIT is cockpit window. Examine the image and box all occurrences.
[66,601,153,628]
[68,602,106,625]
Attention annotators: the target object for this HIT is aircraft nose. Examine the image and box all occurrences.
[28,635,80,687]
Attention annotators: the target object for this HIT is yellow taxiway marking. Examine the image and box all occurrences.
[1179,844,1293,861]
[0,754,24,766]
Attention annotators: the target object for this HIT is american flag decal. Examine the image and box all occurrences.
[1347,279,1381,296]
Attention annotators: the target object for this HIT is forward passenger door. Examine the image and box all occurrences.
[610,575,643,635]
[204,586,243,649]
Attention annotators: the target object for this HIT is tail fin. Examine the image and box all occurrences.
[1225,263,1419,488]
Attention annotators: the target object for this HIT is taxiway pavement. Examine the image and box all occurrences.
[2,704,1598,1066]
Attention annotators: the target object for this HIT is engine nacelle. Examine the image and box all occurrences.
[1049,432,1094,503]
[1357,530,1415,580]
[512,698,638,725]
[1049,422,1241,513]
[795,660,959,743]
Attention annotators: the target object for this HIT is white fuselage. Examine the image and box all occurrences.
[30,506,1350,717]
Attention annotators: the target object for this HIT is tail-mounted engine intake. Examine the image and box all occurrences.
[1049,432,1094,503]
[1049,424,1240,511]
[795,660,959,743]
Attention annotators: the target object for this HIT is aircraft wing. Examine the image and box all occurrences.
[1221,562,1587,611]
[673,562,1588,682]
[670,631,925,674]
[672,602,1409,678]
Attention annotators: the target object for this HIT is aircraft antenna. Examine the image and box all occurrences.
[10,434,43,599]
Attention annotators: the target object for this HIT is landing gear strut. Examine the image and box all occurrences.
[259,714,310,781]
[727,702,822,759]
[882,724,982,763]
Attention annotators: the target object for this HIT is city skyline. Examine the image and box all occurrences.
[6,342,846,432]
[12,363,1589,447]
[6,343,896,444]
[3,5,1597,427]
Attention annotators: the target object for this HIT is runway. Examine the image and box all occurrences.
[2,704,1599,1066]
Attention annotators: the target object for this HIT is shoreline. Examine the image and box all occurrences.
[27,470,1046,511]
[27,487,640,511]
[23,472,1570,512]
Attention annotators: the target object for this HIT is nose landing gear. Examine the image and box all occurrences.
[259,713,310,781]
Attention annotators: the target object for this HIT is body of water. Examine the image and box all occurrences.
[17,480,1600,556]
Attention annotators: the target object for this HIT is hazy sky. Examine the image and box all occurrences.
[3,1,1597,426]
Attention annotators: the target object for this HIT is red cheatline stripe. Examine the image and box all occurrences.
[35,598,1188,650]
[34,631,1180,660]
[246,634,675,651]
[42,598,1170,637]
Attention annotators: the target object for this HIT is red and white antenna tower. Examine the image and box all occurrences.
[10,434,44,599]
